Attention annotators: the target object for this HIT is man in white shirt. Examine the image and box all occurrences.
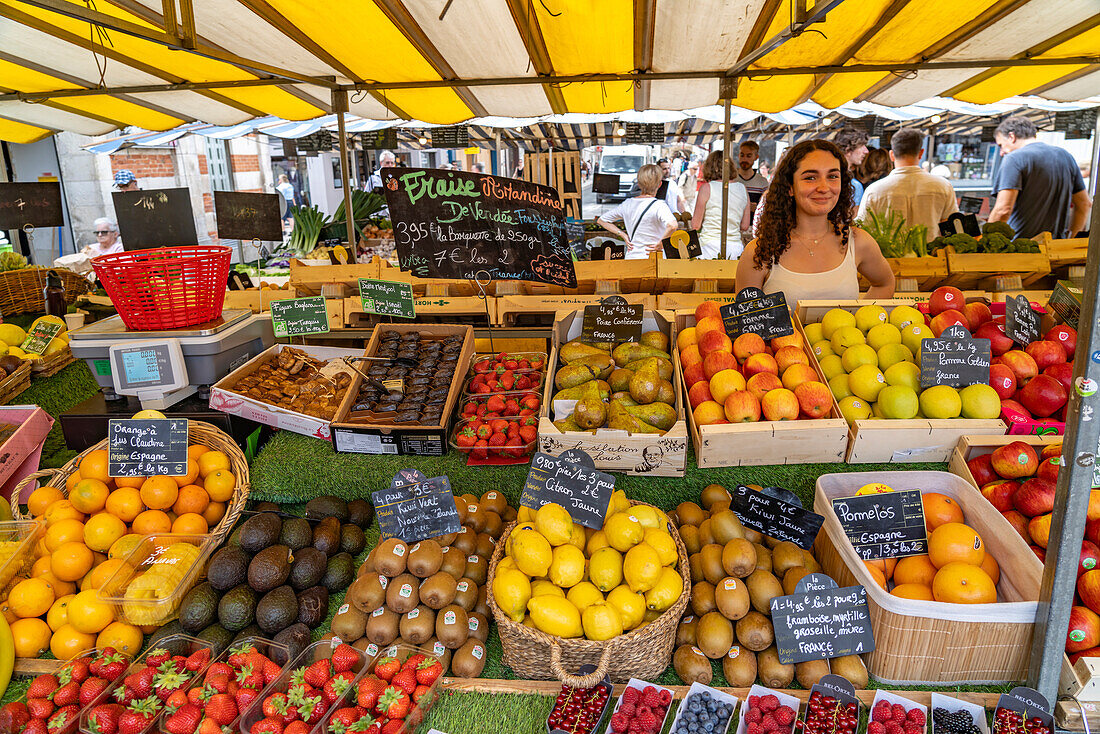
[857,127,958,244]
[657,158,687,214]
[367,150,397,190]
[736,141,769,212]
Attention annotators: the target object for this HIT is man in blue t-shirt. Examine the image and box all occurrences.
[990,116,1092,239]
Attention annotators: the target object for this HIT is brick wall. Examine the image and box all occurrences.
[110,151,176,180]
[230,154,260,172]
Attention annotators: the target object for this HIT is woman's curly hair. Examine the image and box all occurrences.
[753,139,854,270]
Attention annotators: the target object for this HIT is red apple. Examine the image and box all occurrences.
[723,390,761,423]
[967,453,998,486]
[929,309,969,336]
[1000,398,1033,425]
[698,329,733,357]
[1013,477,1056,517]
[1025,340,1067,371]
[680,344,703,368]
[771,334,802,351]
[695,301,722,324]
[1002,509,1030,543]
[991,441,1039,478]
[1029,513,1052,547]
[1019,374,1068,418]
[962,302,993,331]
[1001,350,1039,383]
[703,350,739,380]
[1046,324,1078,359]
[976,321,1015,356]
[1044,362,1074,395]
[1081,540,1100,577]
[1088,518,1100,548]
[982,480,1019,512]
[683,361,707,388]
[746,372,783,402]
[1090,489,1100,522]
[774,345,809,372]
[1037,456,1061,484]
[1067,606,1100,652]
[988,364,1017,400]
[1032,545,1046,562]
[794,381,832,419]
[732,332,766,362]
[928,286,965,316]
[743,352,779,379]
[687,380,714,410]
[761,388,799,421]
[1079,570,1100,616]
[1070,648,1100,665]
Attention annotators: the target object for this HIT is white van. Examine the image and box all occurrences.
[596,145,654,203]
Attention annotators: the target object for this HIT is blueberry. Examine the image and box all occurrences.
[704,721,715,732]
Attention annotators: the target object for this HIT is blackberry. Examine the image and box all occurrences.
[933,707,982,734]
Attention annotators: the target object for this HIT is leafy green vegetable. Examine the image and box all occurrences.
[287,204,327,256]
[857,209,929,258]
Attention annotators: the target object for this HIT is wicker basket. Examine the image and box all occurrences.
[0,360,32,405]
[0,268,92,317]
[31,347,76,378]
[487,501,690,687]
[10,420,249,542]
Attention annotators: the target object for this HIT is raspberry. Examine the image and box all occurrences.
[886,721,904,734]
[652,706,665,721]
[907,710,926,726]
[641,687,662,708]
[893,705,908,722]
[763,714,779,732]
[611,713,629,734]
[659,690,672,708]
[748,725,764,734]
[869,723,887,734]
[874,702,893,723]
[746,709,763,724]
[629,720,644,734]
[748,696,761,710]
[762,695,780,713]
[775,706,795,726]
[623,688,640,705]
[904,722,923,734]
[620,703,636,719]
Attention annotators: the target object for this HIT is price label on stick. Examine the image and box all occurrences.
[21,320,63,355]
[372,475,461,544]
[108,418,189,477]
[1004,295,1041,346]
[831,489,928,560]
[581,296,642,344]
[770,573,875,664]
[920,324,991,389]
[521,450,615,530]
[728,484,824,550]
[270,297,330,337]
[0,182,63,229]
[720,287,794,340]
[358,278,416,319]
[112,188,198,250]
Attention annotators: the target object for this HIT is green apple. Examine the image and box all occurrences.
[919,385,962,419]
[803,322,824,345]
[812,340,835,359]
[838,395,873,422]
[866,323,902,351]
[855,305,888,333]
[830,326,866,353]
[959,383,1001,419]
[878,343,914,371]
[829,373,853,400]
[878,385,919,419]
[884,361,921,392]
[888,305,925,331]
[848,364,887,402]
[901,323,933,356]
[841,343,878,373]
[819,354,844,380]
[821,308,856,339]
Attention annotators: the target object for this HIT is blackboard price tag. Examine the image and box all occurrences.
[270,296,330,338]
[1004,295,1041,346]
[0,182,63,229]
[214,191,283,242]
[589,240,625,261]
[720,287,795,340]
[592,173,619,195]
[770,581,875,664]
[662,229,701,259]
[581,296,643,345]
[113,188,198,250]
[520,451,615,530]
[372,475,462,544]
[994,687,1052,729]
[920,324,991,389]
[831,489,928,560]
[430,126,470,148]
[21,320,63,355]
[729,484,824,551]
[624,122,665,144]
[361,129,398,150]
[108,418,189,477]
[359,278,416,319]
[938,212,981,238]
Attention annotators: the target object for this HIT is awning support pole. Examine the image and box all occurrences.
[333,89,357,257]
[720,97,732,260]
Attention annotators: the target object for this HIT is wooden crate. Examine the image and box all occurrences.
[538,310,687,477]
[672,310,850,468]
[521,150,583,220]
[342,295,494,326]
[1038,232,1088,268]
[815,470,1043,684]
[655,258,737,293]
[574,256,659,295]
[942,243,1051,290]
[657,292,741,312]
[289,258,378,296]
[795,300,1007,463]
[222,287,299,313]
[884,252,949,290]
[496,293,657,326]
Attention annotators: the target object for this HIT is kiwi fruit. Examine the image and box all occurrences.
[690,581,716,617]
[365,606,400,646]
[771,542,806,576]
[700,484,731,510]
[425,638,452,674]
[399,605,435,645]
[465,504,486,533]
[735,611,773,651]
[743,527,765,545]
[673,644,712,685]
[722,645,758,687]
[679,525,702,556]
[331,603,367,641]
[405,540,442,579]
[782,567,813,595]
[710,510,745,545]
[480,490,507,515]
[451,639,487,677]
[710,501,731,515]
[453,526,478,556]
[503,506,518,524]
[758,645,795,688]
[386,573,420,614]
[475,533,494,559]
[474,585,490,618]
[453,578,478,612]
[360,548,376,575]
[795,659,831,689]
[436,604,469,649]
[464,555,488,586]
[466,612,489,643]
[440,546,467,579]
[348,573,387,613]
[435,532,458,547]
[700,544,725,586]
[453,496,468,522]
[351,637,375,657]
[676,615,697,647]
[688,554,704,585]
[375,538,409,577]
[698,519,715,546]
[721,538,757,578]
[676,502,706,527]
[482,513,503,539]
[753,544,773,574]
[829,655,869,688]
[419,571,458,610]
[696,611,734,660]
[745,569,784,615]
[714,576,750,621]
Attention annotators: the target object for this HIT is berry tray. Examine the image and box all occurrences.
[546,664,612,734]
[735,685,800,734]
[667,682,738,734]
[602,679,674,734]
[930,693,990,734]
[869,690,928,734]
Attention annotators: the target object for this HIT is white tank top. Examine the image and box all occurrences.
[763,237,860,306]
[699,181,748,259]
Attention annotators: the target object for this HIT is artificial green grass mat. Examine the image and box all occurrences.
[13,360,102,469]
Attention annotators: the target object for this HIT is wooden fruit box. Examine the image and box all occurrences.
[655,258,737,293]
[672,309,850,468]
[342,295,495,325]
[574,257,659,295]
[657,292,741,312]
[538,309,687,477]
[815,470,1043,684]
[1038,232,1088,268]
[496,293,657,327]
[885,252,949,291]
[795,300,1006,463]
[222,286,299,313]
[942,242,1051,290]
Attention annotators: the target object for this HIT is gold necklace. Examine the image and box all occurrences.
[792,230,825,257]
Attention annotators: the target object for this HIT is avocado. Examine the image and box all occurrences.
[339,525,366,556]
[239,513,282,554]
[178,582,218,633]
[254,502,281,513]
[288,547,327,591]
[322,552,355,592]
[305,496,349,523]
[146,620,184,651]
[271,623,310,666]
[279,518,313,551]
[297,585,329,629]
[312,517,341,555]
[207,546,249,592]
[248,545,293,593]
[231,624,264,646]
[218,584,258,632]
[256,585,299,636]
[347,499,374,529]
[227,525,243,548]
[194,622,236,656]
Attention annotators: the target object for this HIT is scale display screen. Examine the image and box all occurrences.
[113,343,175,390]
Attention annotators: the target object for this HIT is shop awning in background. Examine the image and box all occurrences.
[0,0,1098,142]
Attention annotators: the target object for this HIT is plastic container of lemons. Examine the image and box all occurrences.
[95,533,215,626]
[0,519,43,591]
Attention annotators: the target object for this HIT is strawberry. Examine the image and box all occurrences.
[80,677,110,706]
[184,649,211,672]
[297,694,325,726]
[165,690,189,711]
[235,688,261,716]
[328,708,359,734]
[27,700,54,720]
[51,682,80,707]
[163,704,202,734]
[85,703,123,734]
[251,718,283,734]
[472,438,489,460]
[373,657,399,682]
[263,660,282,685]
[303,660,332,688]
[119,698,160,734]
[227,644,258,667]
[206,694,238,726]
[27,675,58,701]
[414,658,441,686]
[504,435,524,458]
[380,721,403,734]
[205,673,230,694]
[235,664,263,691]
[127,667,157,699]
[153,668,191,701]
[263,693,289,720]
[488,432,507,449]
[519,424,537,444]
[97,653,129,683]
[47,706,78,734]
[63,659,90,685]
[355,676,386,710]
[331,644,359,673]
[197,720,222,734]
[412,685,431,703]
[0,702,30,733]
[144,649,171,668]
[323,671,356,705]
[374,687,409,721]
[24,719,49,734]
[284,723,311,734]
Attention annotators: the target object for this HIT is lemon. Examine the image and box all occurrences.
[586,530,610,555]
[624,543,662,593]
[603,512,643,552]
[492,568,532,623]
[643,528,678,566]
[0,324,26,347]
[549,544,585,589]
[569,523,586,550]
[582,602,623,641]
[497,556,519,574]
[606,585,645,630]
[566,581,604,613]
[517,505,535,523]
[132,409,166,420]
[645,567,684,612]
[511,528,552,577]
[528,596,583,638]
[504,522,535,557]
[607,490,630,517]
[531,579,564,598]
[630,505,661,530]
[535,503,573,546]
[6,347,25,358]
[588,547,623,592]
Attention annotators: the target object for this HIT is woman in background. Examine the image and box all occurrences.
[691,151,751,259]
[596,164,677,259]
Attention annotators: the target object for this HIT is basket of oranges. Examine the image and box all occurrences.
[2,419,248,660]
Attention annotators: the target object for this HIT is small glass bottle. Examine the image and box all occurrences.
[44,270,66,318]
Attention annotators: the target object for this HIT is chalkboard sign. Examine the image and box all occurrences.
[270,296,330,337]
[939,212,981,238]
[958,196,983,215]
[521,450,615,530]
[720,287,794,339]
[590,239,625,261]
[0,182,63,229]
[582,296,642,344]
[214,191,283,242]
[113,188,198,250]
[108,418,189,477]
[981,125,998,144]
[359,278,415,318]
[831,489,928,560]
[566,219,586,258]
[729,484,824,551]
[662,229,701,259]
[362,129,398,150]
[382,168,577,288]
[372,475,462,544]
[593,173,620,195]
[430,126,470,148]
[771,575,875,664]
[297,131,334,154]
[1004,295,1041,346]
[994,687,1052,729]
[920,324,991,389]
[624,122,664,145]
[21,320,64,355]
[1055,109,1097,141]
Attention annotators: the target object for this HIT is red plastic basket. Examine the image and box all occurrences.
[91,246,232,330]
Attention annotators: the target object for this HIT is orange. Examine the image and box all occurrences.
[46,594,75,631]
[84,559,127,590]
[140,476,178,511]
[97,621,143,656]
[197,451,229,478]
[893,555,938,587]
[187,444,209,461]
[44,500,84,527]
[27,486,64,517]
[105,487,143,523]
[78,450,111,483]
[932,562,997,604]
[51,541,94,582]
[922,493,965,532]
[50,623,97,660]
[172,460,200,487]
[69,479,110,514]
[30,555,52,577]
[171,513,208,535]
[11,617,52,658]
[202,501,226,528]
[9,577,55,618]
[204,470,235,502]
[65,471,83,493]
[67,589,114,634]
[883,557,897,580]
[981,553,1000,586]
[108,534,144,561]
[39,571,76,599]
[0,601,15,625]
[84,513,127,553]
[173,485,209,516]
[928,523,985,568]
[45,519,85,552]
[114,475,145,489]
[132,510,171,535]
[890,583,935,601]
[862,561,887,590]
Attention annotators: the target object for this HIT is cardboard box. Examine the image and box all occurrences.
[0,406,55,503]
[1048,280,1083,330]
[330,324,474,456]
[210,345,363,440]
